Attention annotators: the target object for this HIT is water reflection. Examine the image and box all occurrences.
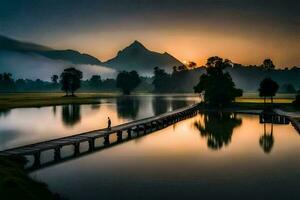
[152,96,170,115]
[171,100,189,110]
[29,114,300,200]
[61,104,81,126]
[0,95,200,150]
[0,109,10,117]
[52,106,57,116]
[116,96,140,119]
[90,104,100,110]
[259,123,274,153]
[194,112,242,150]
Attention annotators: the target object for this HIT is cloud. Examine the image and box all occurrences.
[0,50,117,81]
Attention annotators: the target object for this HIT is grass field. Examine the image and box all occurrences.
[0,93,120,109]
[0,92,297,110]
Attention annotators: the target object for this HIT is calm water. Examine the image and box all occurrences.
[0,94,199,151]
[1,95,300,199]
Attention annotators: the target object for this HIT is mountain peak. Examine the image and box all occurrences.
[128,40,147,49]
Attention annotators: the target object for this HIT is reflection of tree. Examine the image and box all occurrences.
[90,104,100,110]
[152,96,169,115]
[259,123,274,154]
[61,104,81,126]
[0,109,10,117]
[194,112,242,150]
[171,100,189,110]
[116,96,140,119]
[52,106,57,116]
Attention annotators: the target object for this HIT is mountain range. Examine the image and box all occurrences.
[0,35,183,77]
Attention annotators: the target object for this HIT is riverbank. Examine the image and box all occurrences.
[0,92,296,110]
[0,156,61,200]
[0,93,120,109]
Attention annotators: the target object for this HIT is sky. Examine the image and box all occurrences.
[0,0,299,67]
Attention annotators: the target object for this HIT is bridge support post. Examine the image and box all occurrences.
[136,125,140,136]
[151,121,156,130]
[117,131,122,142]
[143,124,147,134]
[104,134,110,145]
[127,129,132,139]
[89,139,95,151]
[74,142,80,156]
[54,147,61,161]
[33,151,41,168]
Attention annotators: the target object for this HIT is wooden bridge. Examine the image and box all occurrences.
[0,104,200,170]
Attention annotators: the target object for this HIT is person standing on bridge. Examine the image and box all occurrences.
[107,117,111,129]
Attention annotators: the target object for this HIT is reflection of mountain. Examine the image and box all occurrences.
[259,123,274,154]
[152,96,170,116]
[194,112,242,150]
[116,97,140,119]
[61,104,81,126]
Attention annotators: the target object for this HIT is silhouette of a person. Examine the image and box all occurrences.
[107,117,111,129]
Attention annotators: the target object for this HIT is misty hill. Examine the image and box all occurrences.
[0,35,102,65]
[0,35,52,52]
[0,35,115,80]
[103,41,183,74]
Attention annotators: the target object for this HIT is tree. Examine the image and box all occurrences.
[0,73,15,92]
[293,90,300,106]
[60,67,83,96]
[194,56,243,106]
[258,78,279,106]
[116,70,141,95]
[280,83,296,93]
[262,59,275,70]
[89,75,102,89]
[51,75,59,84]
[187,61,197,69]
[152,67,171,93]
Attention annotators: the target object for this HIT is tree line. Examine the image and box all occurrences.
[0,71,125,93]
[1,57,300,106]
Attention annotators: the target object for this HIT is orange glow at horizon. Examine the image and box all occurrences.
[47,28,300,68]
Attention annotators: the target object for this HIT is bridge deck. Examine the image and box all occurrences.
[0,104,200,157]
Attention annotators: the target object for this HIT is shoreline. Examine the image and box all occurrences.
[0,92,295,110]
[0,156,62,200]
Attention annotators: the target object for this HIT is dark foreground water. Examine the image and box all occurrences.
[0,95,299,199]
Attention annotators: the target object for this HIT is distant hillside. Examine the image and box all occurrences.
[0,35,102,65]
[0,35,52,52]
[103,41,183,74]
